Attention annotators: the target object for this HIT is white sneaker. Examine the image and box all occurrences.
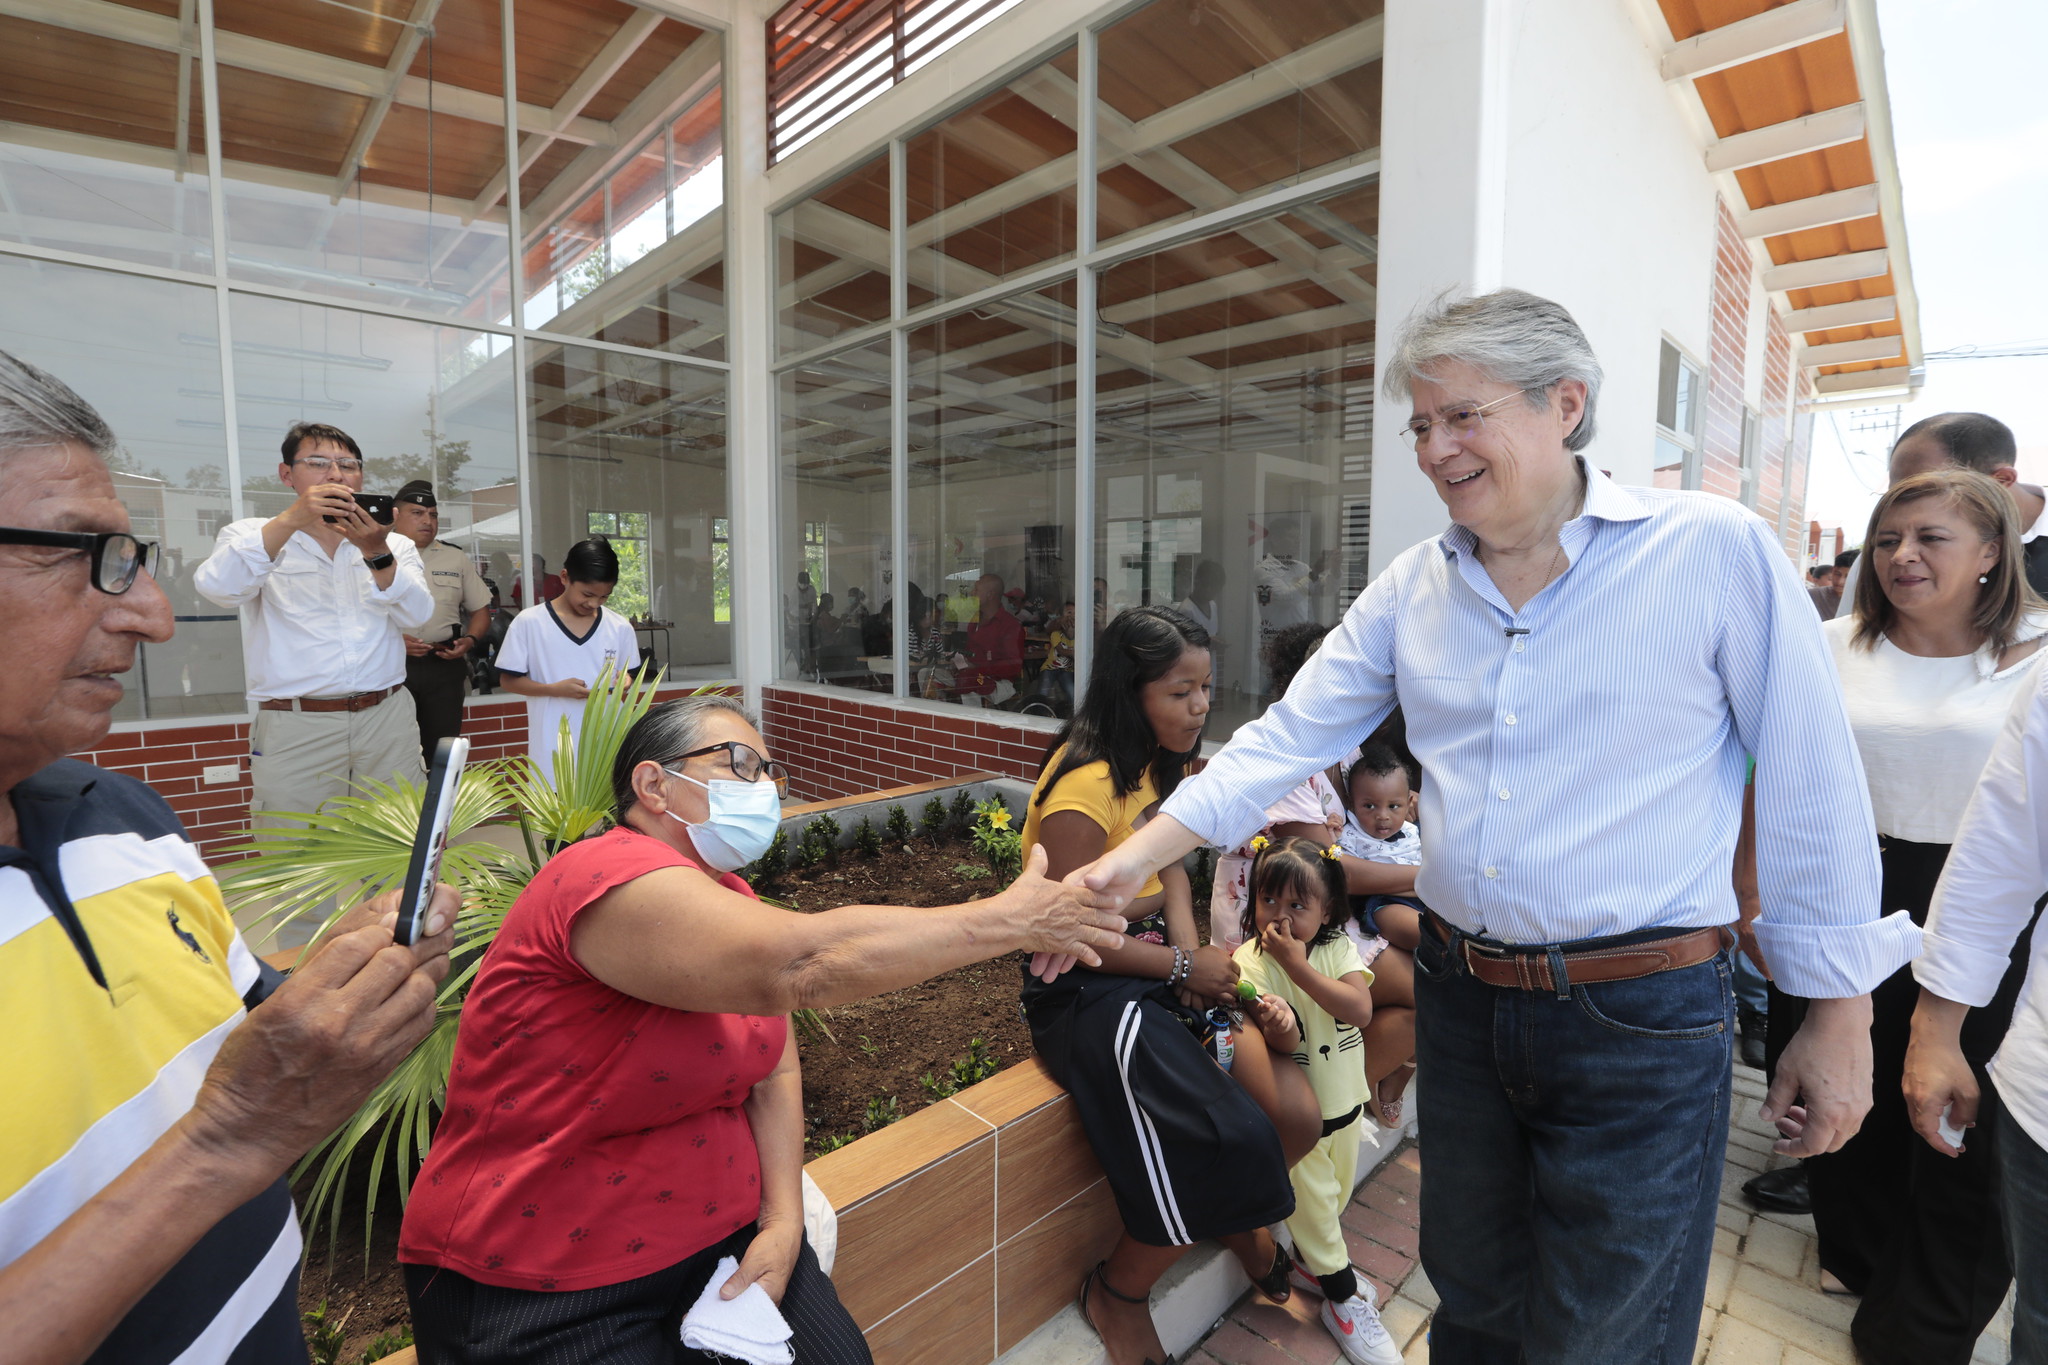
[1321,1288,1401,1365]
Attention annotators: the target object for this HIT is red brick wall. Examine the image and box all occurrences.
[1698,197,1752,505]
[76,690,700,866]
[1699,196,1808,560]
[760,686,1058,802]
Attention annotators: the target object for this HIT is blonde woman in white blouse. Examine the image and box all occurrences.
[1796,468,2047,1364]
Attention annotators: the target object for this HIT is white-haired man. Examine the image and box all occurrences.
[1063,290,1916,1365]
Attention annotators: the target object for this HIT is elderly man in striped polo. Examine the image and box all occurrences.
[0,350,455,1365]
[1070,290,1916,1365]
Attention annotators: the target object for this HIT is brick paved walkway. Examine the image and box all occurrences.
[1187,1064,2014,1365]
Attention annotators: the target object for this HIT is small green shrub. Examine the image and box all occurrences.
[949,1037,999,1091]
[794,817,837,869]
[953,864,992,881]
[853,815,883,856]
[360,1330,415,1364]
[920,1070,957,1099]
[971,797,1023,883]
[885,804,913,843]
[303,1302,347,1365]
[862,1095,901,1132]
[747,827,788,882]
[810,812,842,851]
[817,1132,857,1153]
[920,795,948,839]
[948,788,975,832]
[788,830,818,871]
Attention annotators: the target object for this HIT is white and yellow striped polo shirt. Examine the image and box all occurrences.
[1,759,302,1363]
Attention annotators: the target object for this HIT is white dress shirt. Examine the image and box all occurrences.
[1916,668,2048,1150]
[193,519,433,701]
[1163,462,1919,1000]
[1823,613,2048,844]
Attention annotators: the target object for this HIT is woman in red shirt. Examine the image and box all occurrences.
[400,695,1125,1363]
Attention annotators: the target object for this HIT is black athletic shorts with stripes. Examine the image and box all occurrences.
[404,1224,871,1365]
[1022,968,1294,1248]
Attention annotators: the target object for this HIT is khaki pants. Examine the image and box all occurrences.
[250,688,426,825]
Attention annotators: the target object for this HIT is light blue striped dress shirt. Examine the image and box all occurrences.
[1164,462,1920,999]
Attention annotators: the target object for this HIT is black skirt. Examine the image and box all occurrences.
[1022,967,1294,1247]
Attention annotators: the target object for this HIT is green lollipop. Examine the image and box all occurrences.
[1235,980,1260,1004]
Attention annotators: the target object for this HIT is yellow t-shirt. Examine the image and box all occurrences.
[1234,935,1372,1121]
[1021,747,1165,900]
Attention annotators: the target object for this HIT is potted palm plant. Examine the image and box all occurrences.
[222,665,668,1256]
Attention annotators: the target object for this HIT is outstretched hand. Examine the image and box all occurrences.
[1003,844,1125,979]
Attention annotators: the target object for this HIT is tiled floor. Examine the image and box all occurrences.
[1187,1064,2014,1365]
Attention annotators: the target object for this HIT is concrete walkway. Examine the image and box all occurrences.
[1187,1062,2014,1365]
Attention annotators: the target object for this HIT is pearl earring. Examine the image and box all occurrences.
[1980,574,1990,584]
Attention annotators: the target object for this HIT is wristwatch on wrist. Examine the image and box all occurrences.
[363,551,396,571]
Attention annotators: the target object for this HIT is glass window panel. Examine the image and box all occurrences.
[903,46,1077,309]
[0,17,209,272]
[778,338,894,691]
[775,152,892,356]
[906,292,1076,713]
[1096,0,1384,247]
[0,254,239,719]
[523,81,726,362]
[217,3,511,322]
[1095,179,1377,739]
[528,343,729,678]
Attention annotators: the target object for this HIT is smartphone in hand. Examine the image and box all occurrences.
[397,736,470,946]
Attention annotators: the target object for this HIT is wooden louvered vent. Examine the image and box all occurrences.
[767,0,1021,164]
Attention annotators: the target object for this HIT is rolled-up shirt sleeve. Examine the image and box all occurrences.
[191,518,277,607]
[1163,566,1400,851]
[1717,516,1919,997]
[1917,670,2048,1007]
[374,538,435,632]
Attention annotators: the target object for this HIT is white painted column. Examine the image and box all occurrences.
[725,15,779,711]
[1367,0,1515,575]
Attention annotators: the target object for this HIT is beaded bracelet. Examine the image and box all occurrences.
[1168,945,1186,987]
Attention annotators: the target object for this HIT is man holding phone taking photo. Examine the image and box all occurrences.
[195,422,434,820]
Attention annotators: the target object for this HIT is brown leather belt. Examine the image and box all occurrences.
[259,685,401,714]
[1429,917,1732,992]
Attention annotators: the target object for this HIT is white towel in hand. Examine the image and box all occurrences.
[680,1255,795,1365]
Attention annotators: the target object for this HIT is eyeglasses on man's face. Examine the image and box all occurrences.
[294,454,365,475]
[668,741,791,798]
[0,527,159,594]
[1399,391,1529,449]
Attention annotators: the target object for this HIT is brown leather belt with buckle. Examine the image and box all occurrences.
[259,685,401,714]
[1429,917,1732,992]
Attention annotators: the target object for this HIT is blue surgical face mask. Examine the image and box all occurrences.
[662,766,782,872]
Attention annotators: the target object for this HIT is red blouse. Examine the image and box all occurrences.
[399,827,788,1291]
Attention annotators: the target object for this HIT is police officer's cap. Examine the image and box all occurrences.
[394,479,437,508]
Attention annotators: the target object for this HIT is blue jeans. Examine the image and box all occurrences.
[1414,922,1735,1365]
[1999,1081,2048,1365]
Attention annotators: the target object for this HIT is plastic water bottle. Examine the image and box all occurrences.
[1206,1007,1236,1073]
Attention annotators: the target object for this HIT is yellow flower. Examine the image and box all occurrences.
[1248,834,1270,853]
[988,808,1012,830]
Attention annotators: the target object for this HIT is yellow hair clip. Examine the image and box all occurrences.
[1248,834,1271,854]
[1322,844,1342,862]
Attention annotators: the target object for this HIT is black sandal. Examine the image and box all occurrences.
[1078,1263,1177,1365]
[1252,1243,1293,1304]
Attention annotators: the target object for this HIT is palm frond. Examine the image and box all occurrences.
[502,663,664,852]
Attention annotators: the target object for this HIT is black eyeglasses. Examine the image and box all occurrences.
[0,528,160,594]
[670,742,791,798]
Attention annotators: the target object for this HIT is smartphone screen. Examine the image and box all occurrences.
[397,736,470,946]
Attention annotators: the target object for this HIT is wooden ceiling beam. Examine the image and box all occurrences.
[1796,335,1900,367]
[1660,0,1845,82]
[1781,295,1895,333]
[1760,246,1888,292]
[0,0,613,147]
[1735,183,1878,239]
[331,0,449,203]
[503,29,720,235]
[1811,365,1913,394]
[1703,103,1865,174]
[472,8,670,216]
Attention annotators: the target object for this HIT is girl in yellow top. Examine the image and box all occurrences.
[1019,607,1319,1365]
[1233,837,1399,1365]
